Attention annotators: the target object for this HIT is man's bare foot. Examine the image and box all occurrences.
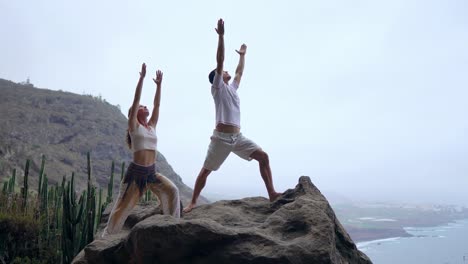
[183,202,196,213]
[269,192,282,202]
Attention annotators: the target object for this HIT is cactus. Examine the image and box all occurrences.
[121,161,125,181]
[145,189,152,202]
[85,152,96,245]
[22,159,30,210]
[9,169,16,193]
[78,189,88,250]
[41,175,49,211]
[51,188,61,263]
[73,152,99,250]
[40,175,50,245]
[97,188,103,229]
[87,152,92,194]
[107,161,115,204]
[54,184,61,231]
[48,185,55,208]
[71,173,76,202]
[61,175,66,191]
[1,170,14,195]
[86,152,93,241]
[86,187,96,244]
[38,154,46,197]
[62,174,85,264]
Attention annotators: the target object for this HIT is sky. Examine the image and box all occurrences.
[1,0,467,205]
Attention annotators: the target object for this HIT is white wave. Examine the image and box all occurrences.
[357,237,402,249]
[358,217,376,220]
[356,217,397,222]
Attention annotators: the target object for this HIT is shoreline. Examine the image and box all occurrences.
[353,218,468,245]
[356,236,402,249]
[346,225,413,243]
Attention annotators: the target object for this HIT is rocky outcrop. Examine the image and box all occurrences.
[73,176,372,264]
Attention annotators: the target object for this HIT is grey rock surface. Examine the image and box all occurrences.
[74,176,372,264]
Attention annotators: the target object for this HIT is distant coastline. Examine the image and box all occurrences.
[349,216,468,243]
[346,225,413,242]
[356,237,402,249]
[334,203,468,243]
[356,219,468,264]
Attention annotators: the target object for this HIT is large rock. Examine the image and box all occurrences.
[73,176,372,264]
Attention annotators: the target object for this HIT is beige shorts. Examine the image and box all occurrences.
[203,130,260,171]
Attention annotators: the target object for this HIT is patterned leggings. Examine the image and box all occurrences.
[102,162,180,237]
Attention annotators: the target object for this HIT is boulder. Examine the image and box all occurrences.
[73,176,372,264]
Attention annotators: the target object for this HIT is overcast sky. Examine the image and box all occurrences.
[1,0,467,205]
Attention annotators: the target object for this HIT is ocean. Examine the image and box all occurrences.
[357,219,468,264]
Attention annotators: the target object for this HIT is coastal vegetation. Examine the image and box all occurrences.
[0,153,145,263]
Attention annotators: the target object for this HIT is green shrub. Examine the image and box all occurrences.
[0,211,38,262]
[0,204,61,263]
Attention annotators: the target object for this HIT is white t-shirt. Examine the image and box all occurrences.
[211,72,241,128]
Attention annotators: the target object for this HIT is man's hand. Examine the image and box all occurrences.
[153,70,163,86]
[215,18,225,74]
[140,63,146,78]
[234,44,246,84]
[236,44,247,56]
[215,18,224,36]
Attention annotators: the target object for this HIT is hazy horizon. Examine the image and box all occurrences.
[1,0,467,206]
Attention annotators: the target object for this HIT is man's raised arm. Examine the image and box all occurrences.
[234,44,247,85]
[215,19,225,75]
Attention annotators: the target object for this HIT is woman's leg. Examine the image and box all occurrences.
[102,182,142,237]
[147,173,181,218]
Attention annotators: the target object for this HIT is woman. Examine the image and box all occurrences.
[102,63,180,237]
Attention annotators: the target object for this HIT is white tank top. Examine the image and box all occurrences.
[130,125,157,152]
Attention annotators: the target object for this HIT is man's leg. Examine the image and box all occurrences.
[233,134,282,202]
[184,132,232,213]
[183,168,212,213]
[250,149,281,202]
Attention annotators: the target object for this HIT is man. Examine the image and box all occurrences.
[183,19,281,213]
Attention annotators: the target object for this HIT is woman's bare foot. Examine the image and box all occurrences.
[269,192,282,202]
[183,202,196,213]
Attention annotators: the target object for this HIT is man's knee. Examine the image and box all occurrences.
[261,151,270,165]
[199,168,212,180]
[254,150,269,165]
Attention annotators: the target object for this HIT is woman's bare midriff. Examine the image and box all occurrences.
[133,150,157,166]
[216,123,240,133]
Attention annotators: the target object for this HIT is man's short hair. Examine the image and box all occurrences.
[208,69,216,84]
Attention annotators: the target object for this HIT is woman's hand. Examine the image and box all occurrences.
[140,63,147,78]
[153,70,163,86]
